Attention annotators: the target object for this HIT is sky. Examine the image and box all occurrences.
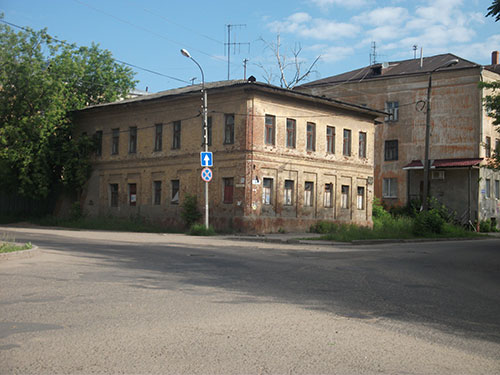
[1,0,500,93]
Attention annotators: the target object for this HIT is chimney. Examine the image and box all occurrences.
[492,51,499,65]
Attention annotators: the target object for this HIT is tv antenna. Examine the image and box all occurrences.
[225,24,250,80]
[370,41,378,65]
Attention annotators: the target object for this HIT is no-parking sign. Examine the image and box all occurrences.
[201,167,212,182]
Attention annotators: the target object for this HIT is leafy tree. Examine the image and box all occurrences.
[0,20,136,198]
[486,0,500,22]
[479,81,500,169]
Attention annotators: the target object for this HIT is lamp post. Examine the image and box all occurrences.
[181,48,209,229]
[422,58,459,210]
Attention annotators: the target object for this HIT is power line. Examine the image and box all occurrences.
[72,0,232,66]
[0,18,190,85]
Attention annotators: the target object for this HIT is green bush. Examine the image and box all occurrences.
[310,221,338,234]
[372,198,391,220]
[181,194,202,228]
[413,209,445,236]
[188,224,216,236]
[478,219,498,232]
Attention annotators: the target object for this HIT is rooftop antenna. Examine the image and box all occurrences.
[190,77,197,85]
[243,58,249,80]
[413,45,418,59]
[370,41,378,65]
[225,24,250,80]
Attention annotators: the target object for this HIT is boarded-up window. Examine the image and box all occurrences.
[153,181,162,205]
[324,183,333,208]
[284,180,294,206]
[171,180,179,205]
[304,182,314,207]
[223,178,234,203]
[110,184,119,207]
[359,132,367,158]
[357,186,365,210]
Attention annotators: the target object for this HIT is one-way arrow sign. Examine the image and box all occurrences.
[200,152,213,167]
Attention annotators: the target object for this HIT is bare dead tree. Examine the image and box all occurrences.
[257,34,320,89]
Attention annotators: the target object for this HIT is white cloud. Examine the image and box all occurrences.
[353,7,409,27]
[309,0,368,8]
[309,44,355,62]
[268,13,359,41]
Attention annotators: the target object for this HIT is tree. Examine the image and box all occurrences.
[0,20,136,198]
[486,0,500,22]
[479,81,500,169]
[257,34,320,89]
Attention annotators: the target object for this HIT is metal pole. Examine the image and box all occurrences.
[181,49,209,229]
[423,73,432,211]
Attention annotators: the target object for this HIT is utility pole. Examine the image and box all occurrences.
[243,58,249,80]
[225,24,250,80]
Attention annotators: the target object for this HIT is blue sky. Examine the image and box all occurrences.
[2,0,499,92]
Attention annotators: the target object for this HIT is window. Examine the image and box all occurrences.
[94,130,103,156]
[153,181,162,205]
[224,114,235,144]
[129,127,137,154]
[486,136,491,158]
[171,180,179,205]
[173,121,181,149]
[306,122,316,151]
[110,184,119,207]
[495,139,500,154]
[326,126,335,154]
[304,182,314,207]
[265,115,275,145]
[223,178,234,204]
[486,179,491,198]
[359,132,367,158]
[111,128,119,155]
[128,183,137,206]
[343,129,351,156]
[385,101,399,121]
[383,178,398,198]
[324,183,333,208]
[341,185,349,209]
[202,116,212,147]
[384,140,398,161]
[495,180,500,199]
[286,118,296,148]
[154,124,163,151]
[284,180,294,206]
[262,178,273,205]
[357,186,365,210]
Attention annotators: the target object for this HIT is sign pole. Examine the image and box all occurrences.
[203,88,209,229]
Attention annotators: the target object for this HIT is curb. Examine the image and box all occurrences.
[0,245,40,261]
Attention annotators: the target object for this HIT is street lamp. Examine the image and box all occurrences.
[422,58,459,211]
[181,48,209,229]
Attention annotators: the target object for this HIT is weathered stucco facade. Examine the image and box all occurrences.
[74,80,381,232]
[299,53,500,227]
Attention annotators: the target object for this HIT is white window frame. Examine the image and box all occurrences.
[382,178,398,198]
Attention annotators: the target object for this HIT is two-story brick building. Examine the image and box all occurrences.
[298,53,500,227]
[73,79,383,232]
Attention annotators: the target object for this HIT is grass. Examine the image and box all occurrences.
[310,216,482,242]
[32,215,176,233]
[0,241,32,253]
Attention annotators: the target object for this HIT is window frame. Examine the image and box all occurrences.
[324,183,333,208]
[384,140,399,161]
[286,118,296,149]
[172,121,181,149]
[265,115,275,146]
[357,186,365,210]
[486,178,491,198]
[284,180,294,206]
[304,181,314,207]
[343,129,351,156]
[94,130,103,156]
[326,126,335,154]
[495,180,500,199]
[224,114,235,145]
[385,101,399,122]
[382,178,398,198]
[262,178,273,205]
[129,126,137,154]
[111,128,120,155]
[306,122,316,151]
[153,180,162,205]
[171,179,180,205]
[110,183,119,207]
[359,131,367,159]
[486,136,491,158]
[154,124,163,151]
[128,183,137,206]
[341,185,349,209]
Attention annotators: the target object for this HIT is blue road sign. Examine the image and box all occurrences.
[201,167,212,182]
[200,152,213,167]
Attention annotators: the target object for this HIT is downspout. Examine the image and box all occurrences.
[478,67,484,223]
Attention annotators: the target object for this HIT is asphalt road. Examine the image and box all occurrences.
[1,226,499,374]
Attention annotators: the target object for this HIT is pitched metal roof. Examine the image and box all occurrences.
[77,79,386,118]
[402,158,483,170]
[299,53,486,88]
